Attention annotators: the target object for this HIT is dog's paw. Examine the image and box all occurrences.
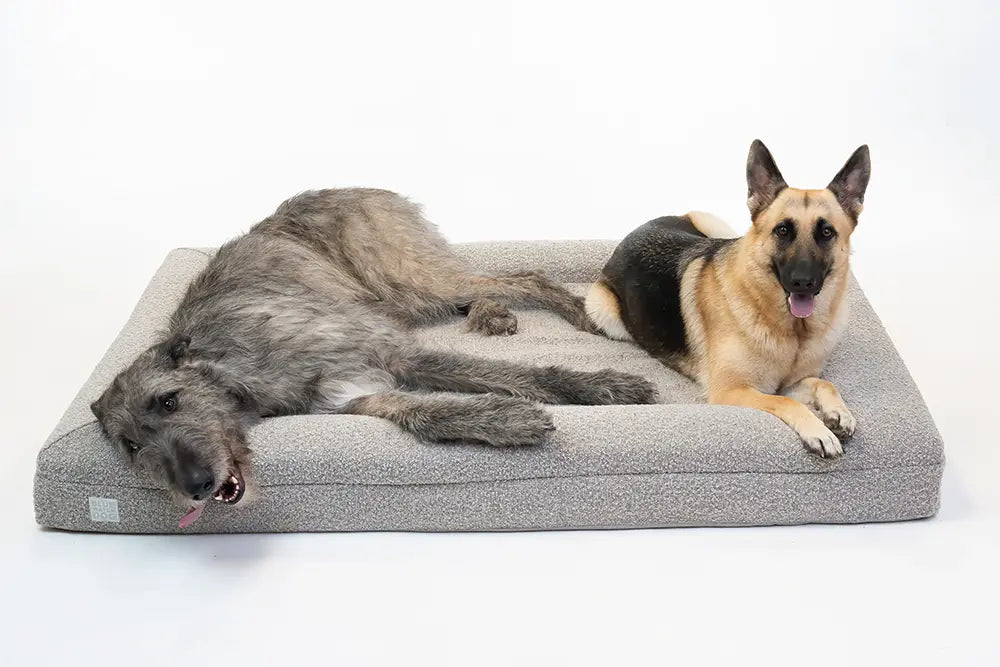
[479,397,555,447]
[820,405,856,440]
[480,311,519,336]
[797,419,843,459]
[581,369,659,405]
[465,300,519,336]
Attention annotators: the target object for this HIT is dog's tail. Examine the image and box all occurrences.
[686,211,740,239]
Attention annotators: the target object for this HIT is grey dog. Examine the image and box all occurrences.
[90,189,657,523]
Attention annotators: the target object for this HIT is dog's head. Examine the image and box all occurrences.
[742,139,870,318]
[90,334,252,527]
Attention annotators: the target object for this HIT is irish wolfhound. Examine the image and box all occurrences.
[91,189,657,526]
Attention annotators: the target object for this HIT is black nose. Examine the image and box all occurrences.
[789,274,816,292]
[785,257,821,294]
[179,466,215,500]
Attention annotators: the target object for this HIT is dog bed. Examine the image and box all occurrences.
[34,241,944,533]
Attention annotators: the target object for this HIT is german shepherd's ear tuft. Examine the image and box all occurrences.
[746,139,787,220]
[828,145,871,221]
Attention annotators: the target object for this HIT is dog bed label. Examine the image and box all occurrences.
[88,497,120,523]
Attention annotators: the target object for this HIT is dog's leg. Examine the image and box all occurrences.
[464,299,519,336]
[455,271,599,334]
[710,386,843,458]
[343,390,554,446]
[782,377,855,440]
[385,348,659,405]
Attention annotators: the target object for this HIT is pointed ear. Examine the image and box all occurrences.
[746,139,788,219]
[90,399,104,422]
[827,145,870,221]
[167,334,191,366]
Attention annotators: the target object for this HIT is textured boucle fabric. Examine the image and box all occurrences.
[33,243,944,533]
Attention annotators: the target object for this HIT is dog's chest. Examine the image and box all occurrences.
[701,304,847,394]
[775,310,848,390]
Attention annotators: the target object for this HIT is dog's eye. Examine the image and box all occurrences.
[774,223,790,237]
[123,439,140,452]
[161,394,178,413]
[821,226,834,238]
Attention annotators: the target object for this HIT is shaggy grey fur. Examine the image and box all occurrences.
[90,189,658,510]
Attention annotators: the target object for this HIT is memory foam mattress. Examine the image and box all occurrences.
[34,241,944,533]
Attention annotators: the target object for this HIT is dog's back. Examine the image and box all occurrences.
[244,188,471,324]
[585,212,737,368]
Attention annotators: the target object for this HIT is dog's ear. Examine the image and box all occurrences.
[90,399,104,422]
[827,144,871,221]
[224,378,258,412]
[167,334,192,367]
[746,139,787,220]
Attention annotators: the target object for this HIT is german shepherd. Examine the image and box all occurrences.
[585,140,871,458]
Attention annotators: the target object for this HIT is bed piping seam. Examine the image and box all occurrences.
[34,460,946,491]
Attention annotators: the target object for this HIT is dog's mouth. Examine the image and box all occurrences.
[788,292,816,318]
[178,467,245,529]
[213,471,245,504]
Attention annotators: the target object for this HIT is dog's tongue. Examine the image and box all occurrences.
[179,505,205,529]
[788,293,815,318]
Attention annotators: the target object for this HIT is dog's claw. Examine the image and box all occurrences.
[798,420,844,458]
[822,407,856,440]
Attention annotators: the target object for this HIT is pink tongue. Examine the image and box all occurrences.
[788,293,815,318]
[179,505,205,529]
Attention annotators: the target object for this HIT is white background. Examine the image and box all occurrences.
[2,1,999,664]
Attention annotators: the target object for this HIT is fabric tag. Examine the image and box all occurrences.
[88,497,120,523]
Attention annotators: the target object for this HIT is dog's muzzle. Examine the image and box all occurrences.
[178,466,246,528]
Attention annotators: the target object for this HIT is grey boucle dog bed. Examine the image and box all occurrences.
[34,241,943,533]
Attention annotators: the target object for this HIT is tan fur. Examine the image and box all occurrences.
[782,376,856,439]
[686,211,739,238]
[676,257,709,380]
[693,186,856,457]
[711,386,843,457]
[585,281,633,341]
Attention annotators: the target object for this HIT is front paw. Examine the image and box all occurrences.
[797,419,843,459]
[820,405,856,440]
